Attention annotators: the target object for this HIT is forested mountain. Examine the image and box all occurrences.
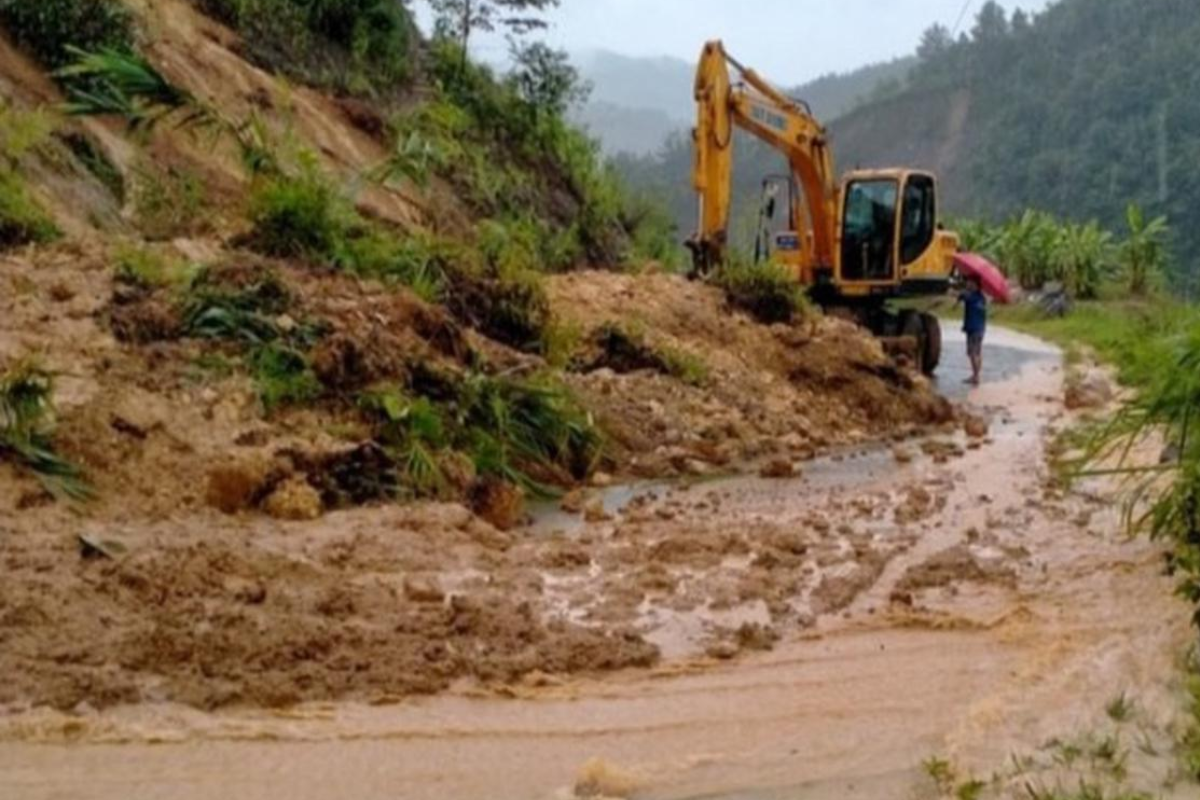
[575,50,913,157]
[835,0,1200,279]
[617,0,1200,279]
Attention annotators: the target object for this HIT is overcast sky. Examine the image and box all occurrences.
[416,0,1054,84]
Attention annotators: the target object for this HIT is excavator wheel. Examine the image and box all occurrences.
[899,311,927,374]
[919,312,942,376]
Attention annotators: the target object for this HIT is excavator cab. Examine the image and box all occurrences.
[837,170,948,293]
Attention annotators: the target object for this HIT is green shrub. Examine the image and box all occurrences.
[113,245,198,291]
[133,165,206,240]
[714,258,805,325]
[250,344,321,411]
[0,104,54,162]
[0,0,134,72]
[182,267,296,345]
[192,0,414,95]
[335,229,447,303]
[625,194,684,271]
[359,370,602,499]
[0,169,59,249]
[0,360,90,500]
[247,171,348,260]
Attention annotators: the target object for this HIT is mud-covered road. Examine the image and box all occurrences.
[0,327,1194,800]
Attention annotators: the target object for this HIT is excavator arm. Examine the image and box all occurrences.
[690,40,838,275]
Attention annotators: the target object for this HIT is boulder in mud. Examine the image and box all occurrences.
[1065,372,1114,410]
[263,477,323,521]
[470,478,525,531]
[759,458,797,479]
[963,415,989,439]
[403,576,446,604]
[206,458,273,515]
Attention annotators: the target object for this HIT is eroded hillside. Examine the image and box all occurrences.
[0,0,956,707]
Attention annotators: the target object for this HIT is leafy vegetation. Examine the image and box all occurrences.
[958,205,1168,300]
[113,245,199,291]
[0,0,134,72]
[0,104,60,249]
[713,258,806,325]
[192,0,416,95]
[133,165,207,240]
[0,169,59,249]
[60,48,279,175]
[362,369,602,498]
[0,361,89,501]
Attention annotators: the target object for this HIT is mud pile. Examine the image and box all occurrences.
[549,270,954,477]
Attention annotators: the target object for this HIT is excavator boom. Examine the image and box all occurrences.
[690,41,836,277]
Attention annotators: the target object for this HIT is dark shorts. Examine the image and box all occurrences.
[966,332,985,359]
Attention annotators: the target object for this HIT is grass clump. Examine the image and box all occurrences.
[245,168,447,302]
[588,322,708,386]
[713,258,806,325]
[361,370,602,499]
[133,165,207,240]
[0,169,59,249]
[0,360,89,500]
[247,170,350,260]
[113,245,199,291]
[249,344,321,412]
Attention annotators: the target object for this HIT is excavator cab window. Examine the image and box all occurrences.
[900,174,937,264]
[841,179,898,282]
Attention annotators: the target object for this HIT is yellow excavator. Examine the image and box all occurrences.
[689,40,959,374]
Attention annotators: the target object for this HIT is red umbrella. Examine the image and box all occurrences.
[953,252,1012,304]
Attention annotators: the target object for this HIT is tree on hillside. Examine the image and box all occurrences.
[917,24,952,62]
[426,0,560,58]
[509,39,589,119]
[971,1,1009,42]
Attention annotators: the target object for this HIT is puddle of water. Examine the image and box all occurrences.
[532,324,1058,536]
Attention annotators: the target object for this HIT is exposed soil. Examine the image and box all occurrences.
[1,331,1193,800]
[549,270,954,478]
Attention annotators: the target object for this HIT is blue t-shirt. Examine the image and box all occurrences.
[961,290,987,335]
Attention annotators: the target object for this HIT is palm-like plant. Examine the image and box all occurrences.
[1054,221,1114,299]
[995,210,1059,290]
[1119,203,1169,297]
[58,48,278,175]
[0,361,91,501]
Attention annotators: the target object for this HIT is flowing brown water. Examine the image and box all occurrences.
[0,328,1193,800]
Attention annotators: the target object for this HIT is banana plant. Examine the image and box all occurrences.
[1119,203,1169,297]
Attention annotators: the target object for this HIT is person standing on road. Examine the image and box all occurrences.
[958,276,988,386]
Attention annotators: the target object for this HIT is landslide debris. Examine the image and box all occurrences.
[0,0,961,713]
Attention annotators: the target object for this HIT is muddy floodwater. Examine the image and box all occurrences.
[0,326,1194,800]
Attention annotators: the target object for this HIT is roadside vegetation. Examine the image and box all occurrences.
[956,204,1169,301]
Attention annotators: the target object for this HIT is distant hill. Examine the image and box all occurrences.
[605,53,917,245]
[576,49,914,157]
[832,0,1200,276]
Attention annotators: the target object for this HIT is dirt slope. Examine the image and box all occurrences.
[0,1,955,713]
